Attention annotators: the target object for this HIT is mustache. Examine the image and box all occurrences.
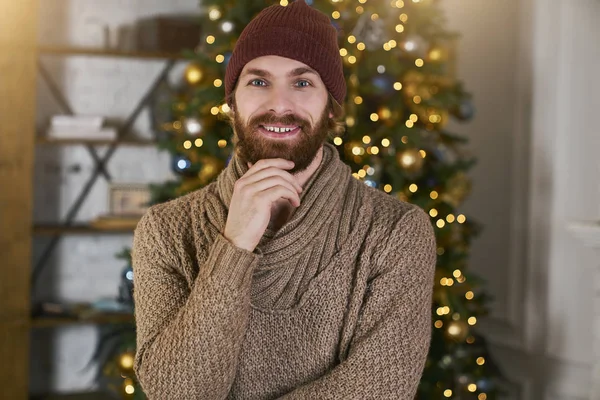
[248,113,309,129]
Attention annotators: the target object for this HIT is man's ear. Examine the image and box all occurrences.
[329,111,333,119]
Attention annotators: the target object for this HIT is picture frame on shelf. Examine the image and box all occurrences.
[108,183,151,217]
[91,183,150,230]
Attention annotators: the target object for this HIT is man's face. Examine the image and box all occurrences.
[232,55,332,174]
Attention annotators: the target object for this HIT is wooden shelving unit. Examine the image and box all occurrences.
[31,313,134,328]
[38,45,187,60]
[31,43,179,289]
[23,37,188,398]
[31,392,111,400]
[33,223,138,235]
[36,137,157,146]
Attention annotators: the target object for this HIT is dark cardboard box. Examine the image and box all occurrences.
[137,15,202,53]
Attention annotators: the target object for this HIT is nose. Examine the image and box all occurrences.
[265,85,294,115]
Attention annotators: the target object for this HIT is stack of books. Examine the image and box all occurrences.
[47,115,118,141]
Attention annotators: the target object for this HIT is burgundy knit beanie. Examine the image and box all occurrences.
[224,0,346,107]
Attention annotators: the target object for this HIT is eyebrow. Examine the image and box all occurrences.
[241,67,319,79]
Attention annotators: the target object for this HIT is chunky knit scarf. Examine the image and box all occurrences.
[203,142,361,309]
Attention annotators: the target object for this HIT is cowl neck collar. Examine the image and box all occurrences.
[213,142,351,260]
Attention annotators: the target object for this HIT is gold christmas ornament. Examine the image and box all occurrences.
[403,70,426,86]
[379,107,400,127]
[118,351,135,373]
[378,107,392,120]
[185,63,204,85]
[445,319,469,342]
[441,171,471,207]
[426,44,450,63]
[396,192,409,202]
[400,71,424,98]
[198,156,224,184]
[429,74,456,89]
[397,148,425,173]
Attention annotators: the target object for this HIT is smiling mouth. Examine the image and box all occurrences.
[258,124,301,138]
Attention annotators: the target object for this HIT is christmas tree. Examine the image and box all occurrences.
[100,0,506,398]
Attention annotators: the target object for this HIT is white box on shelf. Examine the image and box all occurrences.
[50,115,105,130]
[47,127,118,141]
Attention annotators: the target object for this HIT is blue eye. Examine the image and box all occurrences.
[296,80,311,87]
[249,79,267,86]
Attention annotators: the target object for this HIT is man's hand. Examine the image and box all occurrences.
[224,159,302,252]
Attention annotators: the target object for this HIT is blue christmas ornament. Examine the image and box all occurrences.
[372,75,395,96]
[455,98,476,121]
[476,378,494,391]
[433,143,457,164]
[172,154,194,176]
[118,264,134,306]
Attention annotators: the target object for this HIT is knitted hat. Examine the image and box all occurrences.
[224,0,346,106]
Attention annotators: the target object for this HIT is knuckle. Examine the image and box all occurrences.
[256,192,269,203]
[233,179,244,190]
[266,166,280,175]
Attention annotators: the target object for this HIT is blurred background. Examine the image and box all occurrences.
[1,0,599,399]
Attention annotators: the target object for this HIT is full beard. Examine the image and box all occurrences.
[232,107,330,174]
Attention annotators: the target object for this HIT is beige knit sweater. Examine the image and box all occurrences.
[132,143,437,400]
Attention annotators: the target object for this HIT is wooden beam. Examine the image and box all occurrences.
[0,0,38,398]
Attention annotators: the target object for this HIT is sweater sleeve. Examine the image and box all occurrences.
[279,207,436,400]
[132,208,260,400]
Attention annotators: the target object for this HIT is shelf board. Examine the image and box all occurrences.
[31,391,112,400]
[36,136,157,146]
[38,45,187,60]
[31,313,134,328]
[33,223,137,235]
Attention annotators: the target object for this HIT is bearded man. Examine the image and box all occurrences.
[132,1,436,399]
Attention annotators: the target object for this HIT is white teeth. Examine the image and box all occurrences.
[264,126,294,133]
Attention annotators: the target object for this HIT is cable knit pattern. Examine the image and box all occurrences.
[132,143,437,399]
